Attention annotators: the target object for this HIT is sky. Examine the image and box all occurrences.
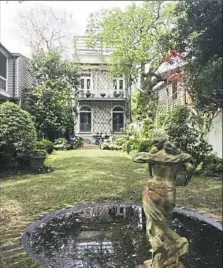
[0,1,134,56]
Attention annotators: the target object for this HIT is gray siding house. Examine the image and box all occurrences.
[73,37,131,142]
[151,53,192,112]
[0,43,32,106]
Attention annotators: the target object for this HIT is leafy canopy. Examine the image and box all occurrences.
[25,50,79,140]
[86,1,177,87]
[176,0,222,112]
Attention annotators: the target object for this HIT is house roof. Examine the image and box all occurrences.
[156,59,187,75]
[0,43,12,56]
[151,52,187,91]
[0,43,27,58]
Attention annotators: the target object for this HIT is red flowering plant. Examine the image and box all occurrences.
[160,50,186,84]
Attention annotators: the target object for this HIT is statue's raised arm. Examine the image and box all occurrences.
[132,152,153,163]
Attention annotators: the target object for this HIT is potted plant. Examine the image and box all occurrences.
[86,90,91,97]
[113,91,120,98]
[100,93,106,97]
[119,92,124,98]
[30,149,47,170]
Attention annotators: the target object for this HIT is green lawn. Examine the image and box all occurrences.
[0,149,222,268]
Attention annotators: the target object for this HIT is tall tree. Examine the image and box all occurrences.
[175,0,222,113]
[17,4,74,56]
[25,51,79,140]
[86,1,177,92]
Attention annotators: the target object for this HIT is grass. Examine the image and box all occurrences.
[0,149,222,268]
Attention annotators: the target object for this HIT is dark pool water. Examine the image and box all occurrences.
[23,204,222,268]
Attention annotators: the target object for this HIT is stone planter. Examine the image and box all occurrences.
[30,156,46,170]
[100,93,106,97]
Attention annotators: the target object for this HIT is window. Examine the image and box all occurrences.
[86,79,91,90]
[119,80,123,90]
[119,207,124,213]
[0,52,7,91]
[113,79,124,91]
[112,106,124,133]
[80,73,92,91]
[113,79,117,90]
[172,82,178,100]
[0,52,7,79]
[0,79,6,90]
[80,106,91,132]
[81,79,85,89]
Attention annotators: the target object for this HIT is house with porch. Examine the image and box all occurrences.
[73,37,131,143]
[0,43,32,107]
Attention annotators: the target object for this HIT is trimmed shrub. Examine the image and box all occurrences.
[53,138,69,150]
[0,102,37,167]
[36,139,54,154]
[100,142,122,150]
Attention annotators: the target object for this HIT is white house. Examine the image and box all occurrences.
[73,37,131,142]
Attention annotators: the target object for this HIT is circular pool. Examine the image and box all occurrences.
[22,203,222,268]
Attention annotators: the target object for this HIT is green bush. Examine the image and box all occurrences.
[138,139,153,152]
[0,102,37,167]
[166,106,212,163]
[123,139,140,154]
[73,138,84,149]
[199,154,223,176]
[53,138,69,150]
[114,135,129,140]
[114,137,128,146]
[36,139,54,154]
[101,142,122,150]
[32,149,47,157]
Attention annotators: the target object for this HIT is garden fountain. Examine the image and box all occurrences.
[22,131,222,268]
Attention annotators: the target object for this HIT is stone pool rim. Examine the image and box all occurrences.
[21,202,223,266]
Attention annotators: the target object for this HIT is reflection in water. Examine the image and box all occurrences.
[25,204,222,268]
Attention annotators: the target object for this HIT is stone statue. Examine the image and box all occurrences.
[132,129,194,268]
